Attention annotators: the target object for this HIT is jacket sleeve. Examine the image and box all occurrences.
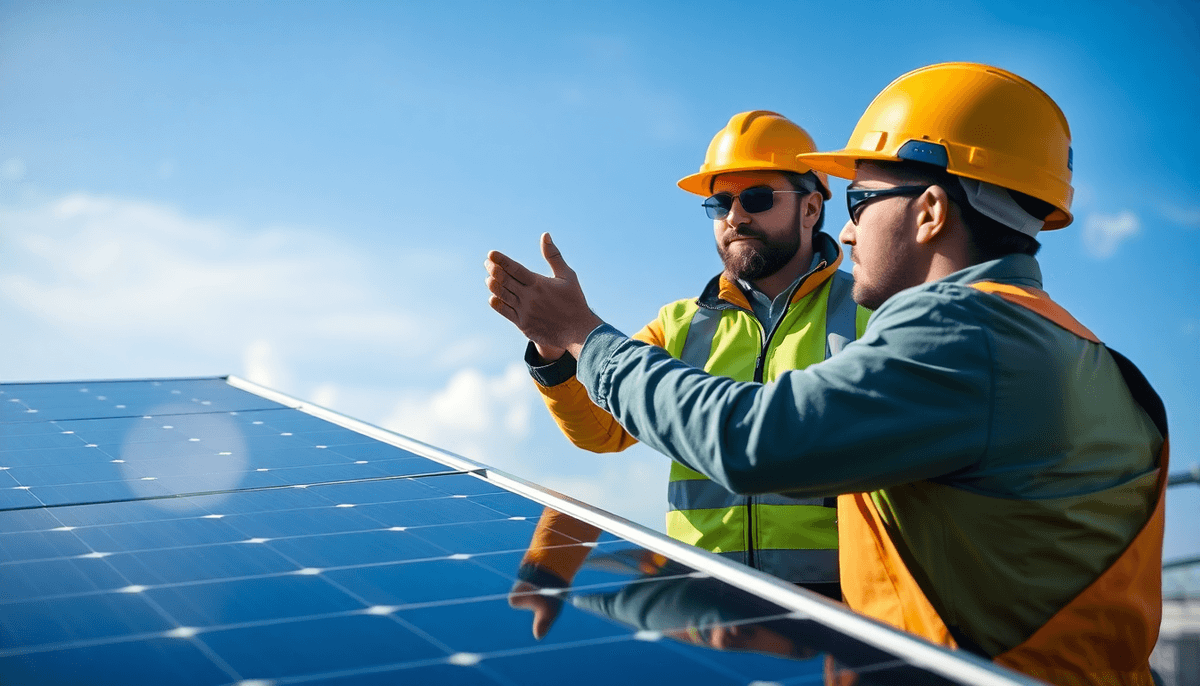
[517,508,604,587]
[529,319,665,453]
[577,290,993,498]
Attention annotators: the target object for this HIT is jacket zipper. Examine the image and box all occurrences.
[752,261,825,383]
[745,261,826,569]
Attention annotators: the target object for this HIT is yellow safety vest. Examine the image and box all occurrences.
[659,263,865,584]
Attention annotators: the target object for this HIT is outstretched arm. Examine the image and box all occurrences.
[484,235,988,499]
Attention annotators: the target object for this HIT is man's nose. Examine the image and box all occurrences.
[838,220,856,246]
[726,198,752,228]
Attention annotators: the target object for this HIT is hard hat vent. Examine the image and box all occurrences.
[896,141,949,168]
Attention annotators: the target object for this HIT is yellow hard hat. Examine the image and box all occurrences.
[799,63,1074,229]
[678,110,831,200]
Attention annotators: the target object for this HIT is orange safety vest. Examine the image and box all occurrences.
[838,282,1167,686]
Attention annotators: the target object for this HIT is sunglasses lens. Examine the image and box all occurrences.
[739,186,775,214]
[846,190,866,224]
[703,193,733,219]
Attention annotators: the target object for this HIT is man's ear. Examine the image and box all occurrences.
[914,185,951,244]
[801,192,822,231]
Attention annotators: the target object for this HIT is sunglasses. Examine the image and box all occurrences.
[846,185,930,225]
[703,186,807,220]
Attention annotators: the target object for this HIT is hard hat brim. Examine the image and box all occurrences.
[676,171,716,196]
[795,149,898,182]
[677,166,832,200]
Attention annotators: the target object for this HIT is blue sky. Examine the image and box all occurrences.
[2,0,1197,560]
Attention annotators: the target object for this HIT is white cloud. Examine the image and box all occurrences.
[379,364,670,532]
[0,193,488,384]
[381,363,533,465]
[1162,205,1200,229]
[541,448,670,534]
[1083,210,1140,259]
[309,383,339,409]
[3,194,381,337]
[243,339,291,390]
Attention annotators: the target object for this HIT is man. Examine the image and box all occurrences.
[509,111,870,635]
[486,63,1166,685]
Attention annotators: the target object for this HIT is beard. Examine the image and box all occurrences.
[716,227,801,281]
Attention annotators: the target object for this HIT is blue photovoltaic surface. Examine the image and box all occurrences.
[0,380,450,509]
[0,377,1016,686]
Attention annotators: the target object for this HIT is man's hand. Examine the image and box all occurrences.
[485,233,603,359]
[508,581,563,640]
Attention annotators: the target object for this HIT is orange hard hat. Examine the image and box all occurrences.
[678,110,831,200]
[799,63,1074,229]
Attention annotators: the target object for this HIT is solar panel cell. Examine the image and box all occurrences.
[102,541,301,585]
[1,555,129,598]
[0,637,233,686]
[197,614,446,681]
[323,557,514,607]
[2,591,173,648]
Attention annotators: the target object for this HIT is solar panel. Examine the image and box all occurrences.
[0,376,1038,685]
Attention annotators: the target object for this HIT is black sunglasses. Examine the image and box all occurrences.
[702,186,806,220]
[845,185,930,225]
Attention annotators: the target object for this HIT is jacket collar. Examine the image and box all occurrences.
[936,253,1044,290]
[699,232,847,311]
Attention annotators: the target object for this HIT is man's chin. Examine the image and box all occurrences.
[852,280,895,311]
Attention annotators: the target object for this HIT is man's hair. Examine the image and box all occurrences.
[866,161,1051,261]
[781,171,825,234]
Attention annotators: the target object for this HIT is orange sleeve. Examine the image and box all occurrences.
[519,508,604,585]
[534,319,664,453]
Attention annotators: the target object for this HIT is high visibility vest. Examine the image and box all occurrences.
[660,267,861,584]
[839,282,1166,685]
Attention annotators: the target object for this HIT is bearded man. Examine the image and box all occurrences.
[507,111,869,638]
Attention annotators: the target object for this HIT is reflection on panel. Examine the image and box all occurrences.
[0,377,1022,685]
[1,381,451,509]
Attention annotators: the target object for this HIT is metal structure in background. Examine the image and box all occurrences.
[1152,472,1200,686]
[0,376,1045,686]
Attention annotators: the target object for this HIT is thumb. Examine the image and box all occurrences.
[541,233,575,281]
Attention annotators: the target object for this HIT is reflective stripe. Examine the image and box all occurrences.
[825,269,856,359]
[668,478,739,511]
[679,306,721,369]
[669,479,832,511]
[666,508,745,553]
[757,492,837,508]
[716,548,840,584]
[667,262,849,584]
[755,504,839,550]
